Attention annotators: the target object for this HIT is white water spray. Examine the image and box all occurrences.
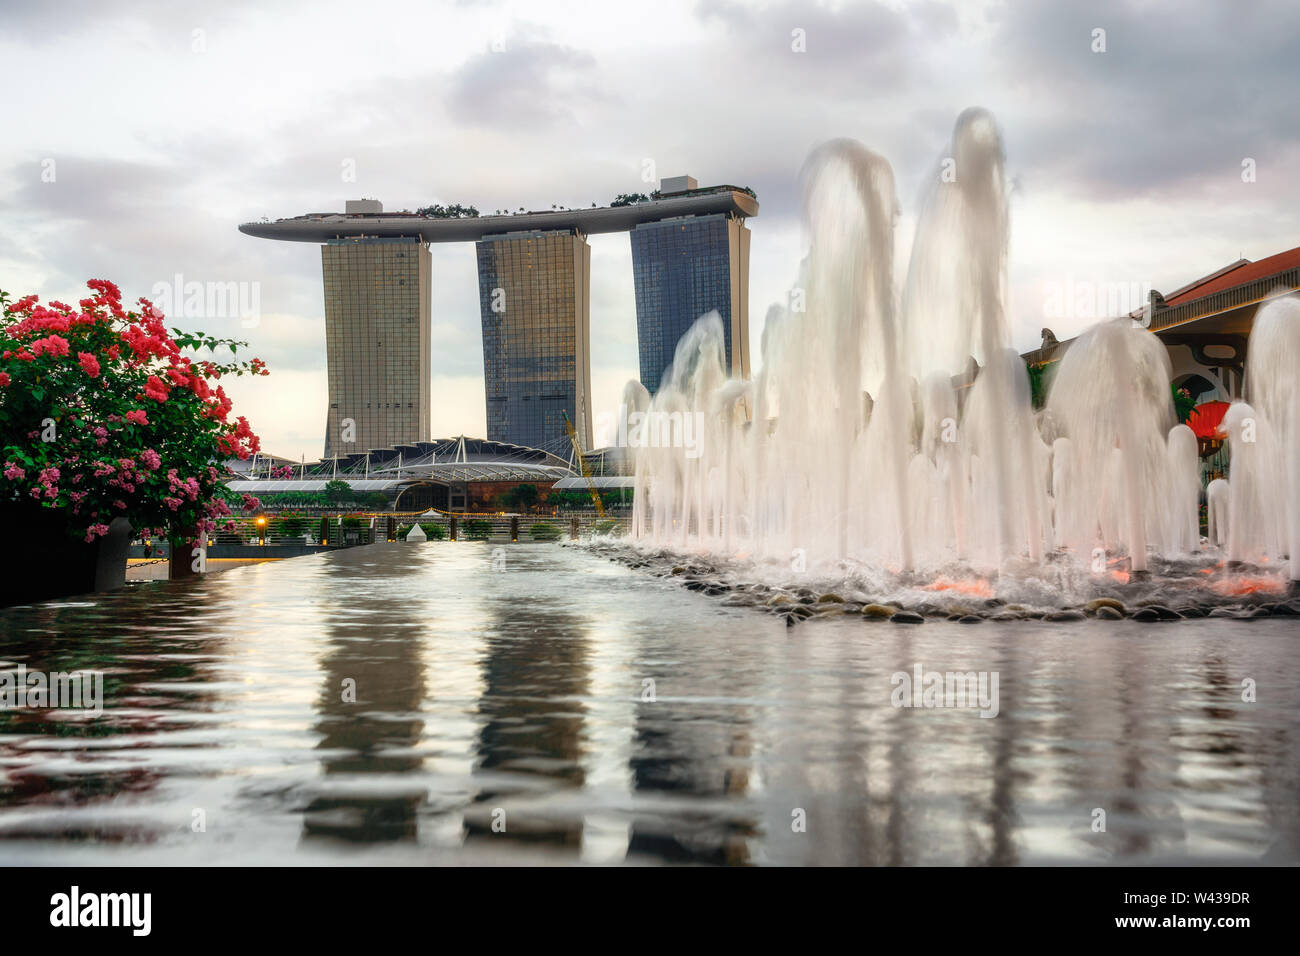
[629,109,1297,591]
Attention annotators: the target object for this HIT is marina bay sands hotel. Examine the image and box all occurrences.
[239,178,758,458]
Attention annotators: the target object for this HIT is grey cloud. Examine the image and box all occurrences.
[993,0,1300,200]
[0,0,278,43]
[1,157,185,221]
[446,38,603,129]
[696,0,910,70]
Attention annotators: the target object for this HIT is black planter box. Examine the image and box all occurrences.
[0,511,131,608]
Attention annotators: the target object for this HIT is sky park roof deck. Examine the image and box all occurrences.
[238,185,759,243]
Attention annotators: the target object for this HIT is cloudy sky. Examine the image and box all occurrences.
[3,0,1297,460]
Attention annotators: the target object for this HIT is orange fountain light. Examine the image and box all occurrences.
[921,576,994,599]
[1186,400,1231,440]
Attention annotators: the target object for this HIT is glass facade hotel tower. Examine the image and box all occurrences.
[475,230,592,452]
[321,237,431,458]
[630,213,751,393]
[239,186,755,457]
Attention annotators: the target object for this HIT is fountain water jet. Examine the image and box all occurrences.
[627,109,1300,602]
[1245,295,1300,581]
[1047,320,1174,572]
[1166,424,1201,555]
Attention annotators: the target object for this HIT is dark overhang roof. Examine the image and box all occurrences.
[1022,249,1300,366]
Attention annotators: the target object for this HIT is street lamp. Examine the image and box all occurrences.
[256,515,267,545]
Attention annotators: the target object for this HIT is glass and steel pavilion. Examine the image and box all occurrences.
[228,436,574,498]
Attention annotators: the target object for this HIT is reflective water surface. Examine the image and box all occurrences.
[1,543,1297,865]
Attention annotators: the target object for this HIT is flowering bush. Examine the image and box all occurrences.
[0,279,268,545]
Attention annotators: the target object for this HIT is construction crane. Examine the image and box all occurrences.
[561,409,605,518]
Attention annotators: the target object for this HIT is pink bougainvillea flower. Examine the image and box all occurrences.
[86,278,121,302]
[83,522,110,543]
[143,374,170,403]
[3,278,267,543]
[29,335,70,358]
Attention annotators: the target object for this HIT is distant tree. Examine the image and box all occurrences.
[1026,362,1050,410]
[498,484,540,512]
[610,193,651,207]
[417,203,480,219]
[323,479,350,504]
[542,488,627,511]
[514,483,540,512]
